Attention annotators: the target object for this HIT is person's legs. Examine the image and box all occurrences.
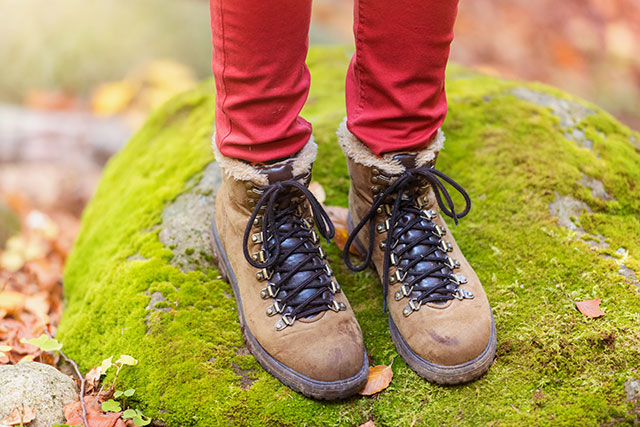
[210,0,313,162]
[346,0,458,154]
[209,0,369,400]
[341,0,497,384]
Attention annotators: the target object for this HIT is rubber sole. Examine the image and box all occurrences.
[210,201,369,400]
[347,211,497,385]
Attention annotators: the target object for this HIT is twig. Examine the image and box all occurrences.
[44,327,90,427]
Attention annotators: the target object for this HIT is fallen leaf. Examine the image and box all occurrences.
[2,405,36,425]
[0,291,26,316]
[24,292,50,323]
[92,81,137,116]
[359,364,393,396]
[324,205,347,229]
[64,395,126,427]
[323,205,359,254]
[308,181,326,204]
[85,365,102,393]
[576,298,605,318]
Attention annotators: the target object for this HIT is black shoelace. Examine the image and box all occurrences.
[344,166,472,313]
[242,175,342,329]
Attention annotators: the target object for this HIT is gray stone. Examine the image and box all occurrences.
[0,362,78,427]
[624,378,640,401]
[511,88,595,148]
[578,174,613,201]
[548,193,591,233]
[158,162,221,272]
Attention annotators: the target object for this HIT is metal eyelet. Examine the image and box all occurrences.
[260,283,278,299]
[329,280,341,294]
[376,204,392,215]
[318,247,326,259]
[439,240,453,252]
[275,313,296,331]
[256,268,272,281]
[266,300,285,316]
[423,209,436,220]
[416,195,430,208]
[390,253,398,266]
[376,219,391,234]
[251,250,267,263]
[389,270,406,284]
[302,217,313,229]
[329,300,346,312]
[403,299,422,316]
[325,264,334,276]
[446,257,460,269]
[454,289,474,300]
[452,274,468,284]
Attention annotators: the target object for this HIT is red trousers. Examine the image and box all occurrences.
[210,0,458,163]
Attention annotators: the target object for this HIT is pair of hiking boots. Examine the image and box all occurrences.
[210,123,497,400]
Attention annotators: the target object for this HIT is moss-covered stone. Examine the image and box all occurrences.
[57,47,640,426]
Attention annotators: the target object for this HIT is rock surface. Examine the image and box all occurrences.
[0,362,78,427]
[57,47,640,426]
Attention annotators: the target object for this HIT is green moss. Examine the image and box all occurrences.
[58,47,640,426]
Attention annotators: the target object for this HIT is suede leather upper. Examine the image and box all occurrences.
[346,155,493,366]
[215,164,365,381]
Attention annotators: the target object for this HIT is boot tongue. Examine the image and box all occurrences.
[392,153,417,170]
[259,162,294,184]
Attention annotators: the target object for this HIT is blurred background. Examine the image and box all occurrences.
[0,0,638,233]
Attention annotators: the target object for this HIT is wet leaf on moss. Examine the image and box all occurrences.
[358,364,393,396]
[575,298,605,318]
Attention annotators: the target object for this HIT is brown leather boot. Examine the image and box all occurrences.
[210,140,368,400]
[338,122,496,385]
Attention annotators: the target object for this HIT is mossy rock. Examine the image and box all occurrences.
[57,47,640,426]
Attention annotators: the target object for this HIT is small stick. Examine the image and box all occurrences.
[45,328,90,427]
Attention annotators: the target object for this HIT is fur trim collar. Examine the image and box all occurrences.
[336,118,444,175]
[212,133,317,186]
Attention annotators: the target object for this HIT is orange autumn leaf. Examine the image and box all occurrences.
[323,205,359,254]
[324,205,347,229]
[0,291,26,316]
[575,298,605,318]
[2,405,36,425]
[64,395,127,427]
[359,364,393,396]
[308,181,326,204]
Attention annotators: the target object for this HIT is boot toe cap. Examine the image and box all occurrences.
[262,314,366,382]
[402,305,494,367]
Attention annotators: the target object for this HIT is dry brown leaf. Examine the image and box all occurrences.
[308,181,326,204]
[358,364,393,396]
[85,365,102,393]
[24,292,50,323]
[324,205,348,229]
[2,405,36,425]
[576,298,605,318]
[0,291,26,316]
[64,395,127,427]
